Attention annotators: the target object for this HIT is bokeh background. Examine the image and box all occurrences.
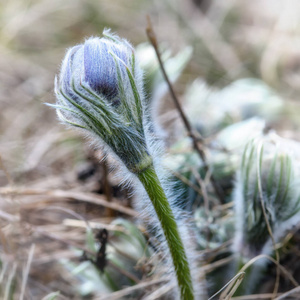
[1,0,300,299]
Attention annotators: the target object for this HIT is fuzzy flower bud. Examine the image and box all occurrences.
[52,29,196,299]
[233,134,300,259]
[53,29,152,174]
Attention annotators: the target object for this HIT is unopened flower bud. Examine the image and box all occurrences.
[52,29,197,299]
[53,29,152,174]
[83,38,128,100]
[233,135,300,258]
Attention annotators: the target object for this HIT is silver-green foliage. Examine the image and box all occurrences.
[234,136,300,258]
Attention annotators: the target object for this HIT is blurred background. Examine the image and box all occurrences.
[1,0,300,299]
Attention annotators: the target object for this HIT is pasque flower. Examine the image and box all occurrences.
[234,136,300,258]
[54,29,151,174]
[52,29,195,300]
[231,135,300,295]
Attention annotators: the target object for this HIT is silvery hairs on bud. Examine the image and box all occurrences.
[53,29,152,174]
[50,29,199,299]
[233,134,300,260]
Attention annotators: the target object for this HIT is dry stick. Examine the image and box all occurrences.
[202,255,235,273]
[210,272,245,300]
[200,239,232,258]
[63,219,127,233]
[232,294,284,300]
[37,205,91,230]
[146,16,225,204]
[222,273,245,300]
[167,167,203,196]
[142,282,175,300]
[35,226,140,284]
[0,210,140,284]
[0,187,137,217]
[216,253,299,300]
[36,226,140,283]
[48,190,137,217]
[275,286,300,300]
[37,225,141,284]
[240,254,298,289]
[95,278,169,300]
[107,261,141,284]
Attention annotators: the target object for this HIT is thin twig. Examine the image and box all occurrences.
[33,226,94,255]
[36,226,141,284]
[36,205,91,231]
[202,255,235,273]
[63,219,127,233]
[107,260,141,284]
[36,223,142,283]
[275,286,300,300]
[208,272,245,300]
[166,167,203,196]
[213,252,299,299]
[0,187,137,217]
[95,278,169,300]
[239,254,298,289]
[146,16,225,204]
[232,293,284,300]
[142,282,174,300]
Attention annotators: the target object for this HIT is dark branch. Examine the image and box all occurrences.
[146,16,225,203]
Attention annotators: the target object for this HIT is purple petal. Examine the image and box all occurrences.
[84,38,118,99]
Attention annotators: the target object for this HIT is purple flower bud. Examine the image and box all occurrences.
[84,39,128,100]
[53,31,196,300]
[60,45,82,101]
[60,34,132,102]
[54,29,152,174]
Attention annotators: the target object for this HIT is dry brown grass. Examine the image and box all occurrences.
[1,0,300,299]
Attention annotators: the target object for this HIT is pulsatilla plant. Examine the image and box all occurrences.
[234,136,300,258]
[231,135,300,295]
[54,30,151,173]
[51,29,196,300]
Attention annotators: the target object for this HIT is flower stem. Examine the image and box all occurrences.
[137,165,194,300]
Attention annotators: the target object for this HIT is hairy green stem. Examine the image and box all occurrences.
[137,165,194,300]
